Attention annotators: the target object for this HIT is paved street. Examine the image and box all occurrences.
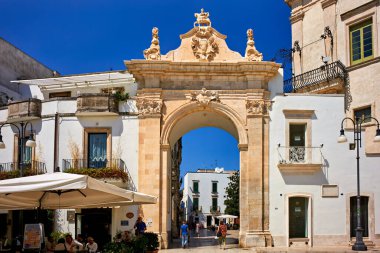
[161,229,380,252]
[161,228,240,252]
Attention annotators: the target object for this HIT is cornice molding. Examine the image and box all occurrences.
[290,12,305,24]
[341,0,378,21]
[321,0,337,9]
[283,109,314,119]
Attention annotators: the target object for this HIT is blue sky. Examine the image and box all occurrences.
[0,0,291,176]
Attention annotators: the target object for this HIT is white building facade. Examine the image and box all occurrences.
[0,72,141,244]
[269,93,380,247]
[182,168,235,228]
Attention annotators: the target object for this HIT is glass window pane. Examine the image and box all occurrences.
[193,198,199,210]
[88,133,107,168]
[354,107,371,123]
[350,20,373,63]
[212,198,218,209]
[212,182,218,193]
[193,181,199,193]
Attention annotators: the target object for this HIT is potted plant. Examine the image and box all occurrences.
[103,241,133,253]
[143,232,159,253]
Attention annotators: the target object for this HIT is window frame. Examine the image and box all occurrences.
[350,19,374,65]
[212,181,218,194]
[212,197,218,210]
[48,91,71,99]
[193,181,199,193]
[83,128,112,168]
[353,106,372,124]
[193,197,199,211]
[13,133,36,169]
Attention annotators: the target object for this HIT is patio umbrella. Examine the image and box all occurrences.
[216,214,238,219]
[0,172,157,210]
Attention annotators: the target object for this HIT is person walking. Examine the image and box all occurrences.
[195,222,200,238]
[134,217,147,236]
[216,221,227,250]
[179,221,189,249]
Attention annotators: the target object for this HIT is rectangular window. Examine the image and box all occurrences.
[289,124,306,147]
[212,181,218,193]
[49,91,71,98]
[193,181,199,193]
[289,124,306,163]
[88,133,107,168]
[354,106,371,123]
[350,19,373,65]
[212,197,218,211]
[193,197,199,211]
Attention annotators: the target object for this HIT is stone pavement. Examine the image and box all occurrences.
[160,229,380,252]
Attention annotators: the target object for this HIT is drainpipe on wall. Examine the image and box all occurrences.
[53,113,59,172]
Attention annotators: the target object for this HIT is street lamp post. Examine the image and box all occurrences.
[0,121,36,177]
[338,116,380,251]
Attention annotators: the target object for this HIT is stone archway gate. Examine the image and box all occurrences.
[125,9,280,248]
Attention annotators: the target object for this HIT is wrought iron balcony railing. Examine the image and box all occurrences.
[210,206,220,213]
[283,61,347,93]
[62,158,136,191]
[0,160,47,179]
[192,206,202,213]
[277,146,323,164]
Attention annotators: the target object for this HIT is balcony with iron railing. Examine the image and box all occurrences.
[283,61,347,93]
[0,160,46,180]
[192,206,202,213]
[277,145,323,173]
[210,205,221,214]
[62,158,136,190]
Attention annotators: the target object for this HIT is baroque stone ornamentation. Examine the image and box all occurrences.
[190,88,220,105]
[191,9,219,61]
[194,8,211,27]
[136,98,162,115]
[143,27,161,60]
[245,29,263,62]
[246,99,272,114]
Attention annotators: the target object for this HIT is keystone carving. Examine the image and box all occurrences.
[136,98,162,115]
[143,27,161,60]
[191,9,219,61]
[245,29,263,62]
[190,88,220,105]
[246,99,272,114]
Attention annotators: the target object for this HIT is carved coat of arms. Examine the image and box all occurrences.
[191,9,219,61]
[190,88,220,105]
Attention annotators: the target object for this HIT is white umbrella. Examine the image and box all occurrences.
[0,172,157,210]
[216,214,238,219]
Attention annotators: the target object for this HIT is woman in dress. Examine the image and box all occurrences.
[216,221,227,250]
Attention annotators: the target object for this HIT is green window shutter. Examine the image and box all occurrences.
[193,197,199,210]
[212,182,218,193]
[193,181,199,193]
[350,19,373,65]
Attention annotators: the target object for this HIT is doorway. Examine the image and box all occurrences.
[350,196,369,237]
[79,208,112,250]
[289,197,308,239]
[207,216,212,227]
